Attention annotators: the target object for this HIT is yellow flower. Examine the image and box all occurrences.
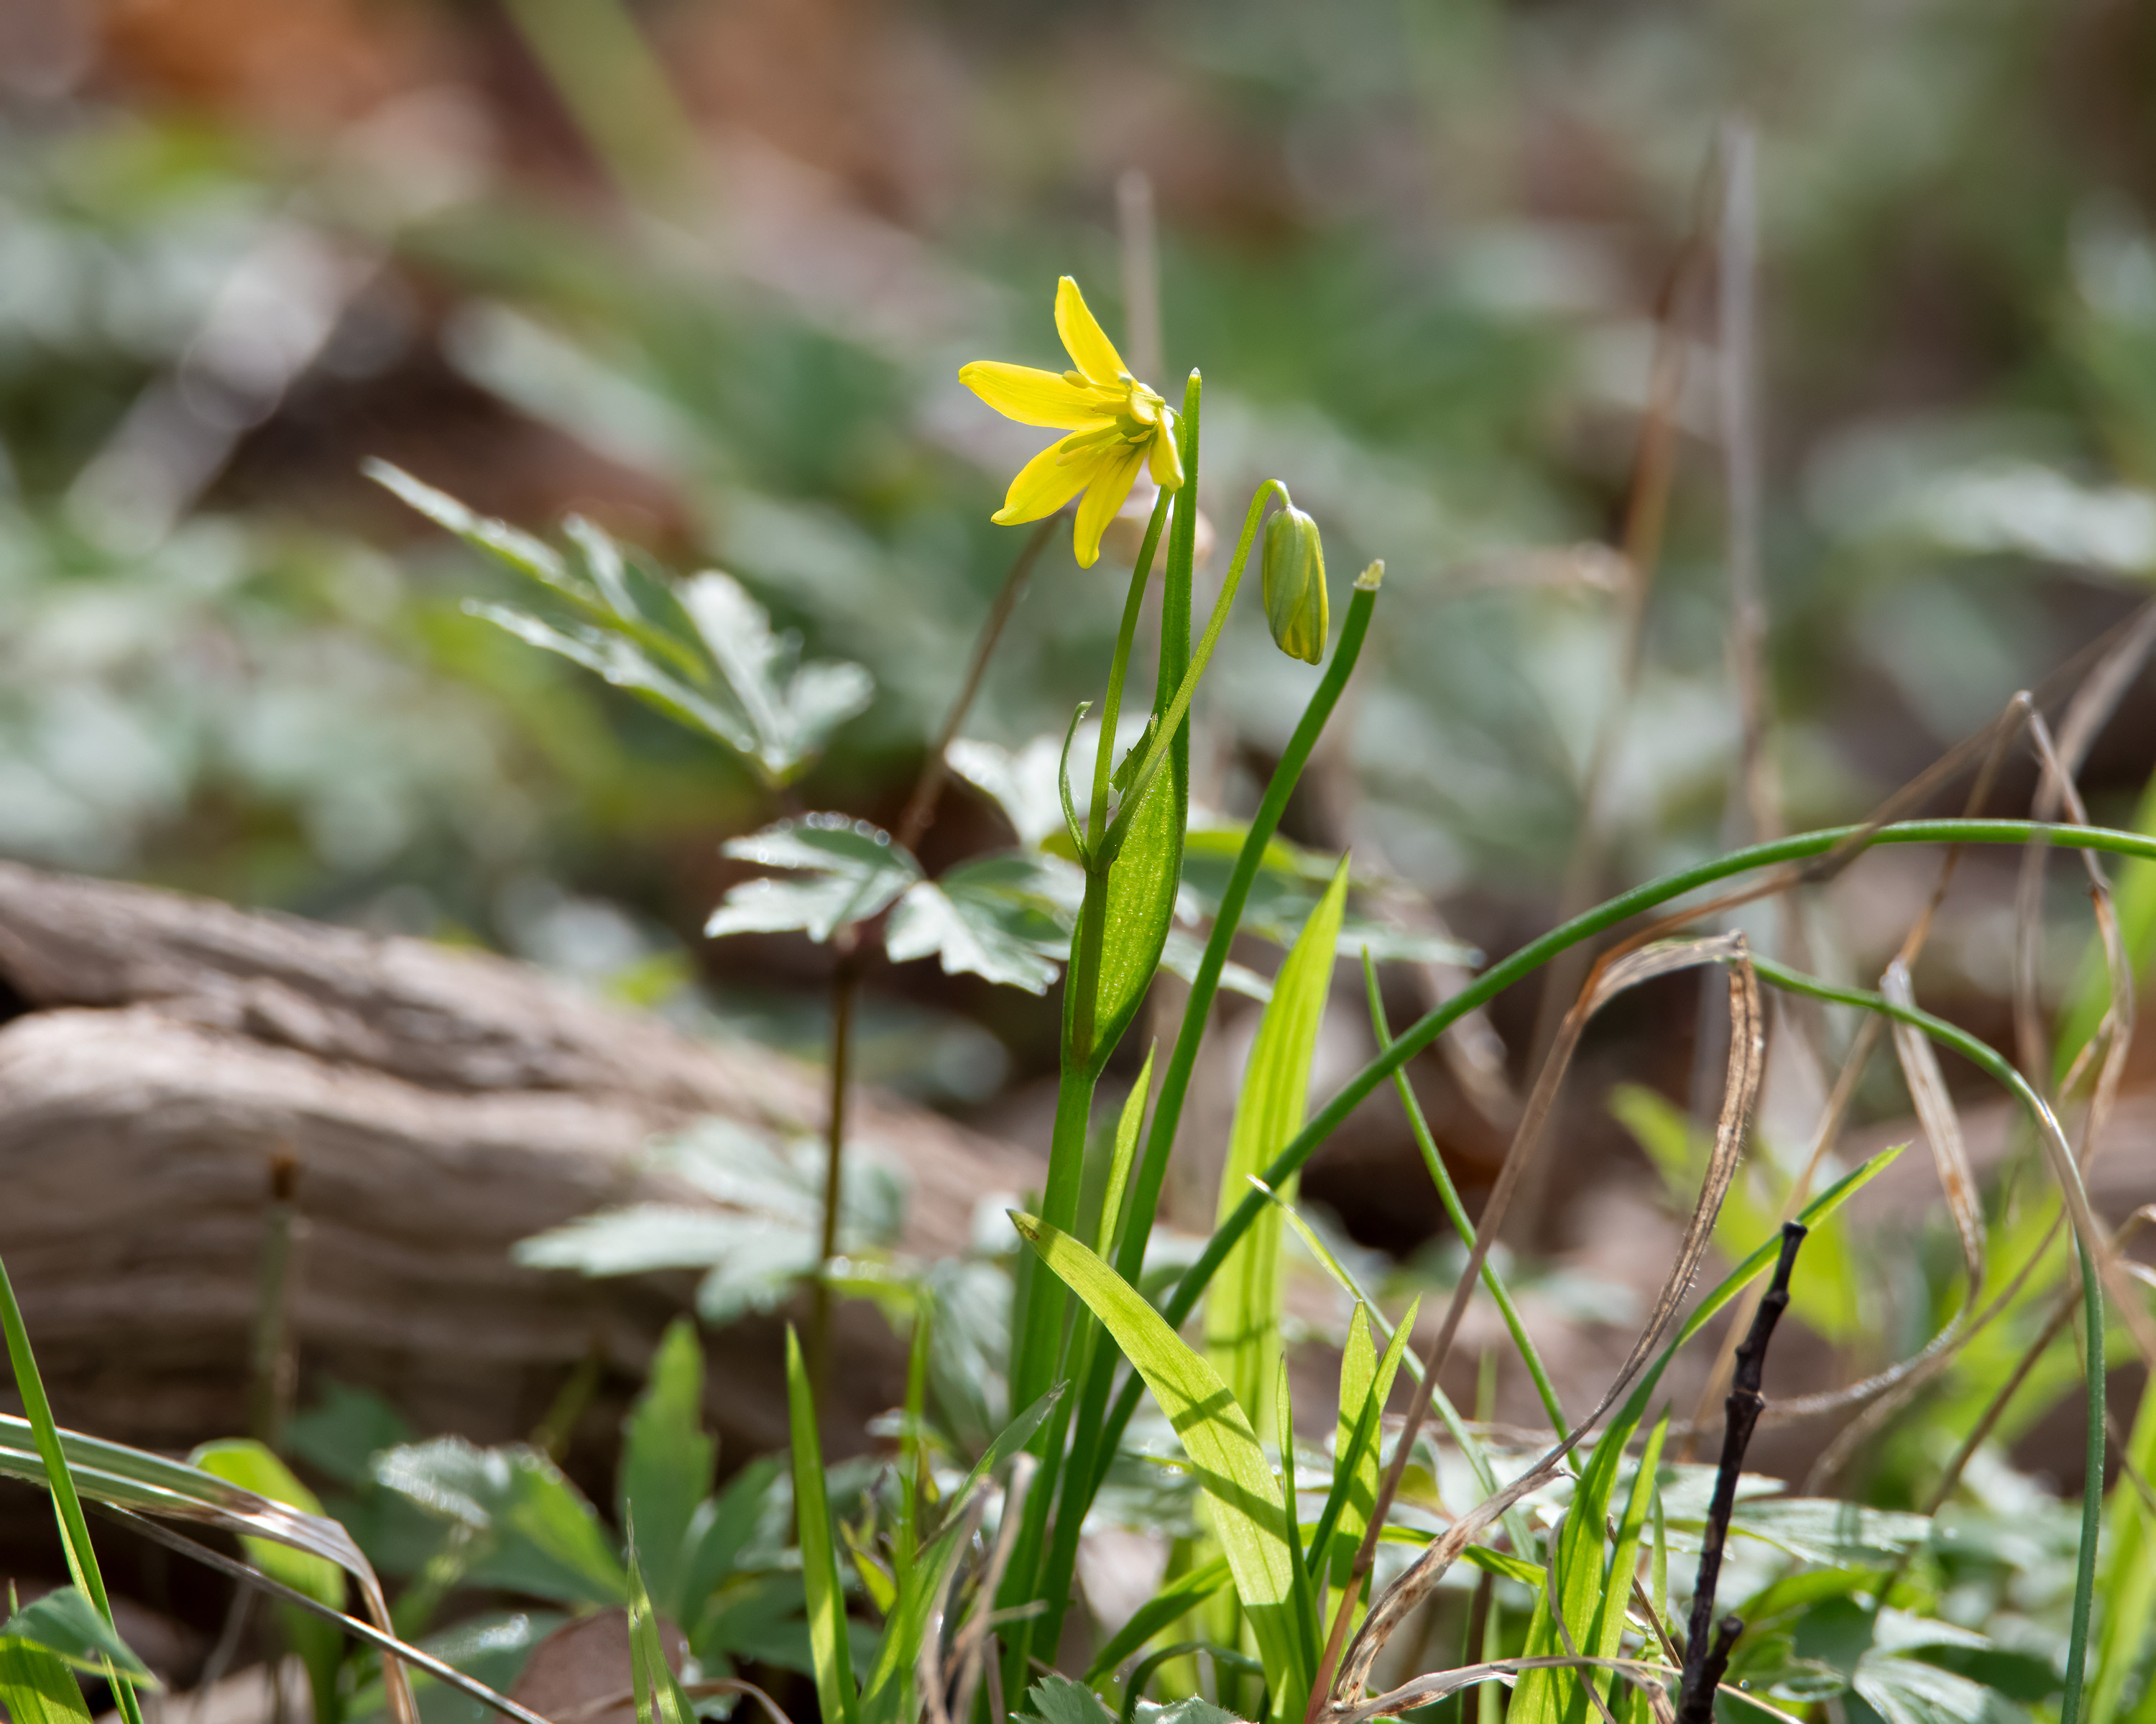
[959,277,1184,568]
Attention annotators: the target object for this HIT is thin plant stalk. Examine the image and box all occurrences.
[809,510,1061,1395]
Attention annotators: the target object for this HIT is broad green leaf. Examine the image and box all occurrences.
[946,736,1073,850]
[786,1327,857,1724]
[1853,1653,2024,1724]
[1082,1556,1232,1684]
[367,463,573,592]
[1160,931,1275,1002]
[619,1319,717,1621]
[192,1441,346,1724]
[372,464,872,783]
[1022,1672,1116,1724]
[287,1381,416,1488]
[466,601,759,756]
[886,871,1062,993]
[1070,739,1185,1074]
[1207,860,1350,1434]
[707,817,921,942]
[0,1589,152,1684]
[0,1641,92,1724]
[372,1439,627,1604]
[515,1123,907,1328]
[1010,1214,1305,1707]
[678,1456,786,1615]
[191,1442,345,1608]
[676,571,875,779]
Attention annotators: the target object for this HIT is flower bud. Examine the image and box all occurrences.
[1261,504,1328,664]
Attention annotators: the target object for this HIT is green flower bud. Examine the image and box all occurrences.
[1261,504,1328,664]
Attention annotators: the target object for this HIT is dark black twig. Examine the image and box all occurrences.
[1676,1222,1805,1724]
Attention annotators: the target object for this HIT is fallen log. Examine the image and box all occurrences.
[0,863,1038,1460]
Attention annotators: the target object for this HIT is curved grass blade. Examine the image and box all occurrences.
[1010,1212,1308,1710]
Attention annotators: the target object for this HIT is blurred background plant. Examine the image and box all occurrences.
[9,0,2156,1715]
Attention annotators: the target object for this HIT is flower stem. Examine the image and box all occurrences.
[808,936,860,1398]
[1098,478,1284,862]
[1086,488,1174,847]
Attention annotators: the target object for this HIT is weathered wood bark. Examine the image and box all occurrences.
[0,864,1039,1460]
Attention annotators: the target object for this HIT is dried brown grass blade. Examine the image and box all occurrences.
[1322,937,1764,1713]
[1881,959,1986,1300]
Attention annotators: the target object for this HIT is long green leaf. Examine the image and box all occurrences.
[1319,1302,1416,1587]
[1207,859,1350,1432]
[785,1327,857,1724]
[193,1441,346,1724]
[0,1642,92,1724]
[1,1590,152,1684]
[1010,1213,1307,1710]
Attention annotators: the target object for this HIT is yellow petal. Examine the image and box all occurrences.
[1147,421,1184,489]
[959,361,1110,430]
[1073,446,1147,568]
[1056,277,1129,389]
[993,433,1104,525]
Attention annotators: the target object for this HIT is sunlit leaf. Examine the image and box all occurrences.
[619,1320,717,1621]
[1207,860,1350,1429]
[886,857,1067,993]
[372,1439,628,1605]
[707,816,921,942]
[0,1590,152,1684]
[1010,1214,1305,1705]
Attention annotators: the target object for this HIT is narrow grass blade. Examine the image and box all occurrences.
[1276,1362,1322,1682]
[625,1518,695,1724]
[785,1326,857,1724]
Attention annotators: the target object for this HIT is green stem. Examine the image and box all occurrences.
[1005,380,1200,1696]
[1087,489,1174,847]
[1748,956,2105,1724]
[1361,955,1567,1439]
[0,1253,147,1724]
[1097,478,1285,863]
[1038,573,1383,1656]
[1080,817,2156,1533]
